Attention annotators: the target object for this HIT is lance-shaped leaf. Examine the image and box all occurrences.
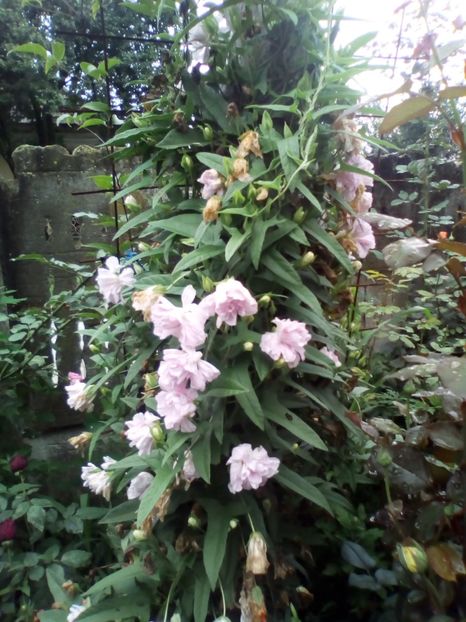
[379,96,436,135]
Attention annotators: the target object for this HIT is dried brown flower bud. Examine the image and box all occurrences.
[203,195,222,222]
[231,158,251,182]
[227,102,239,118]
[255,187,268,202]
[246,531,269,575]
[237,130,262,158]
[68,432,92,452]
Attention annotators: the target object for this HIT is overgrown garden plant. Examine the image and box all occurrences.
[25,1,399,620]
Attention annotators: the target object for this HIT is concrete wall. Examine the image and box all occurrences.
[0,144,113,431]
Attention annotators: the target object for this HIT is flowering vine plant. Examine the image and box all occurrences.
[37,1,412,621]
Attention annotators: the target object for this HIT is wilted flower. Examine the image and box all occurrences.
[132,287,162,322]
[0,518,16,542]
[203,195,222,222]
[237,130,262,158]
[96,256,135,305]
[187,21,210,65]
[67,604,87,622]
[353,190,373,214]
[260,318,311,368]
[246,531,270,574]
[127,472,154,500]
[10,455,28,473]
[200,278,258,328]
[231,158,252,182]
[156,389,197,432]
[68,432,93,451]
[227,443,280,493]
[333,116,363,154]
[151,285,208,351]
[158,349,220,392]
[81,456,115,501]
[198,169,224,200]
[182,450,199,483]
[348,218,376,259]
[320,347,342,367]
[335,154,374,202]
[255,187,269,202]
[124,411,160,456]
[65,381,95,413]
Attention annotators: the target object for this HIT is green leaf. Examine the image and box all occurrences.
[99,500,138,524]
[61,549,91,568]
[144,213,202,238]
[341,541,376,570]
[194,572,211,622]
[81,101,111,113]
[263,394,327,451]
[206,373,249,397]
[225,228,249,262]
[296,182,322,213]
[379,96,436,135]
[78,593,150,622]
[202,500,231,589]
[191,429,212,483]
[84,562,152,598]
[173,245,224,273]
[10,43,48,60]
[276,466,332,514]
[250,220,268,269]
[438,86,466,100]
[304,220,353,271]
[277,134,300,183]
[38,611,67,622]
[51,41,65,61]
[46,564,72,607]
[196,152,227,173]
[27,505,45,531]
[234,362,265,429]
[157,128,208,149]
[137,464,177,526]
[124,346,156,389]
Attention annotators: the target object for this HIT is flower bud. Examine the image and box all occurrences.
[352,260,362,271]
[397,540,428,574]
[181,154,193,172]
[246,532,269,575]
[202,275,215,293]
[274,357,287,369]
[10,455,28,473]
[232,190,245,206]
[151,421,165,443]
[299,251,316,267]
[89,343,100,353]
[256,188,269,202]
[247,184,257,202]
[202,125,214,141]
[62,580,78,596]
[232,158,250,182]
[213,618,232,622]
[243,341,254,352]
[376,448,392,467]
[229,519,239,529]
[188,515,201,529]
[132,529,147,541]
[143,372,158,392]
[293,207,306,224]
[259,294,271,307]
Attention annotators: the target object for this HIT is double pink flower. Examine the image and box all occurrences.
[260,318,311,368]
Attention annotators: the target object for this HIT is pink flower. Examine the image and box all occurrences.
[96,256,135,305]
[227,443,280,493]
[124,411,159,455]
[65,381,94,413]
[156,389,197,433]
[127,472,154,500]
[67,371,83,384]
[200,278,258,328]
[198,169,224,200]
[349,218,376,259]
[151,285,208,351]
[158,349,220,392]
[335,154,374,202]
[320,347,342,367]
[81,456,115,501]
[260,318,311,368]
